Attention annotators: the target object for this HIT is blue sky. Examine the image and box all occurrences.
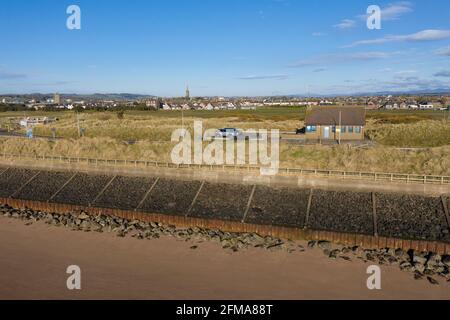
[1,0,450,96]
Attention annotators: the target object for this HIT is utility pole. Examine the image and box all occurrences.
[181,109,184,136]
[338,110,342,145]
[76,111,81,138]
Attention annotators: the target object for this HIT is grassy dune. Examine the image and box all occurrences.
[281,144,450,175]
[1,109,450,176]
[366,120,450,147]
[19,111,450,147]
[28,113,301,141]
[1,136,449,176]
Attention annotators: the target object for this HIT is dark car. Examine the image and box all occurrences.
[296,127,306,134]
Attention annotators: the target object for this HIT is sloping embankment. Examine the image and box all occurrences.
[0,166,449,254]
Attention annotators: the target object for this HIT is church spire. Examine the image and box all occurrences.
[185,85,190,101]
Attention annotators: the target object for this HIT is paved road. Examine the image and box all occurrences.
[0,130,58,140]
[0,130,25,137]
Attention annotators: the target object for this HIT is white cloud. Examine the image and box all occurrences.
[435,46,450,56]
[333,19,355,30]
[238,74,289,80]
[345,29,450,47]
[359,1,413,21]
[289,52,392,67]
[259,10,265,19]
[394,70,417,75]
[380,1,413,20]
[329,76,450,94]
[312,32,326,37]
[0,71,27,80]
[336,2,413,32]
[434,70,450,77]
[381,77,450,90]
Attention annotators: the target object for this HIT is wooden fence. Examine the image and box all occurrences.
[1,152,450,186]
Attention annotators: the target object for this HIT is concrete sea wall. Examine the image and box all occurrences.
[0,164,449,254]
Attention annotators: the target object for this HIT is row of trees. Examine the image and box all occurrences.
[0,104,29,112]
[0,104,159,113]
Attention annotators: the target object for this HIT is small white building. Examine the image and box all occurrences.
[226,102,236,109]
[419,103,434,109]
[240,105,257,110]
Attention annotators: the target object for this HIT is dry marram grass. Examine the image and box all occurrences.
[1,112,449,176]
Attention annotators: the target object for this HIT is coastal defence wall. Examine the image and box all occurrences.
[0,165,449,254]
[0,157,449,196]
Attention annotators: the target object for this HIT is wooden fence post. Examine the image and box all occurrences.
[304,189,314,229]
[241,185,257,223]
[372,192,378,237]
[186,181,205,217]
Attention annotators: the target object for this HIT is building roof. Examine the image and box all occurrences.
[305,107,366,126]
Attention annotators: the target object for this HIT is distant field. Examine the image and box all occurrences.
[0,108,449,175]
[366,109,450,124]
[0,107,305,122]
[1,106,448,121]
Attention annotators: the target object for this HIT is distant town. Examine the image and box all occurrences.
[1,89,450,112]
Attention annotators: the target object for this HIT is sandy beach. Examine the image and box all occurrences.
[0,216,448,300]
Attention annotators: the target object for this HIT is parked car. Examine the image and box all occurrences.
[215,128,242,139]
[296,127,306,134]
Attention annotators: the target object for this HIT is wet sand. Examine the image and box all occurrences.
[0,216,448,300]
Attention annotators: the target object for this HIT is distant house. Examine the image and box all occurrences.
[305,107,366,142]
[19,117,56,127]
[399,102,408,109]
[319,100,334,105]
[226,102,236,110]
[419,102,434,109]
[240,104,257,110]
[365,101,381,110]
